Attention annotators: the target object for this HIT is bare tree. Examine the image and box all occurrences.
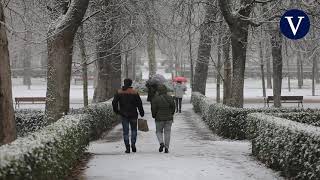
[270,30,283,107]
[78,25,88,107]
[92,0,122,102]
[266,43,273,89]
[0,1,16,144]
[259,26,266,97]
[218,0,254,107]
[222,33,231,105]
[193,2,217,95]
[45,0,89,122]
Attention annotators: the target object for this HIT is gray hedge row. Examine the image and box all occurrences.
[272,112,320,127]
[247,113,320,179]
[0,102,117,180]
[15,110,46,137]
[191,92,318,139]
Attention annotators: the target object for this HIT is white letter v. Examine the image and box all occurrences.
[285,16,305,36]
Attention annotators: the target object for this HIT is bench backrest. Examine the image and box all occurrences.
[15,97,46,101]
[267,96,303,101]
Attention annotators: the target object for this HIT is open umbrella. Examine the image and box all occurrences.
[173,76,187,82]
[146,74,167,102]
[147,74,167,85]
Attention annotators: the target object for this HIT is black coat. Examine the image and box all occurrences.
[112,87,144,119]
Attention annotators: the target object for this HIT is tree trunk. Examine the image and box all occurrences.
[301,55,304,86]
[131,50,137,80]
[193,3,216,95]
[23,30,32,89]
[216,36,222,103]
[219,0,253,108]
[297,51,303,89]
[45,0,89,123]
[285,40,291,92]
[222,35,231,105]
[147,29,156,78]
[260,27,266,97]
[316,57,320,83]
[266,44,272,89]
[270,31,283,108]
[78,25,88,107]
[125,51,129,78]
[23,2,32,89]
[0,1,16,144]
[188,8,194,90]
[313,54,316,96]
[93,6,122,103]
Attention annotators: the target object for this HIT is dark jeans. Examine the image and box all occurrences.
[121,117,137,146]
[175,97,182,112]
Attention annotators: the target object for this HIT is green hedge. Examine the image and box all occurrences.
[247,113,320,179]
[15,110,46,137]
[191,92,318,140]
[0,101,117,180]
[272,112,320,127]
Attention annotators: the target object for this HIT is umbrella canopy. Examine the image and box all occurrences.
[146,74,167,85]
[146,74,167,102]
[173,76,187,82]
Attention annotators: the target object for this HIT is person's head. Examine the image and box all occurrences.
[124,78,133,87]
[177,81,182,84]
[157,84,167,95]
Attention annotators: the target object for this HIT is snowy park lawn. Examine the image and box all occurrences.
[12,78,95,110]
[11,77,320,110]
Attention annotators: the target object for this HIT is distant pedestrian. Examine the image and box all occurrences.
[112,78,144,153]
[151,85,175,153]
[174,81,187,113]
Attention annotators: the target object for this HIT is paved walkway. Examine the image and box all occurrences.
[81,102,282,180]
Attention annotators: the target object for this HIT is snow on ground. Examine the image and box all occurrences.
[12,78,94,110]
[81,102,283,180]
[11,75,320,110]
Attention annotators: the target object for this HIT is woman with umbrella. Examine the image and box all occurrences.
[173,77,187,113]
[146,74,167,102]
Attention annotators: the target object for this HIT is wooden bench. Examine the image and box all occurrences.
[264,96,303,107]
[15,97,46,108]
[74,77,94,84]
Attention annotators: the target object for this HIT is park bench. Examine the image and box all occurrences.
[264,96,303,107]
[74,76,94,84]
[15,97,46,108]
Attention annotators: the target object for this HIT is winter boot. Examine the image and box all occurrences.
[159,143,165,152]
[125,145,130,153]
[164,148,169,153]
[132,144,137,153]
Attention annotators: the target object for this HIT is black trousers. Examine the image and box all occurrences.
[175,97,182,112]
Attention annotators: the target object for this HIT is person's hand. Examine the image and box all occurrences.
[140,111,144,117]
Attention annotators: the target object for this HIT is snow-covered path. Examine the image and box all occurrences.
[82,102,282,180]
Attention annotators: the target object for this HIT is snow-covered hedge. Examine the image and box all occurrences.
[191,92,318,140]
[15,110,46,137]
[272,112,320,127]
[247,113,320,179]
[0,102,117,179]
